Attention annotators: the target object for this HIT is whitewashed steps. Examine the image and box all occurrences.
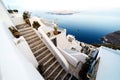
[27,37,40,44]
[18,27,32,32]
[31,42,45,52]
[16,23,29,29]
[54,69,66,80]
[29,40,42,48]
[18,27,33,35]
[34,46,48,57]
[23,31,36,38]
[16,24,78,80]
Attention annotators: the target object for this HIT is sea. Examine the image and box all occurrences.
[31,9,120,44]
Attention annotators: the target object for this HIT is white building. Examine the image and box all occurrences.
[0,0,120,80]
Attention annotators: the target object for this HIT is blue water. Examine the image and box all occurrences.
[32,9,120,44]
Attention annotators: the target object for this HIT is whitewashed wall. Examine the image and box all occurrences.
[0,1,13,26]
[57,29,72,49]
[0,1,44,80]
[0,22,44,80]
[11,14,25,26]
[14,36,38,68]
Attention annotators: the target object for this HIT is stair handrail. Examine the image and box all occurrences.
[38,27,69,71]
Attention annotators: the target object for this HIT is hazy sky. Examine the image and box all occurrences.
[3,0,120,11]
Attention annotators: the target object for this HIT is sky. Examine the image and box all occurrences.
[2,0,120,11]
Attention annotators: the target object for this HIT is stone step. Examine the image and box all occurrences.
[43,60,58,78]
[31,42,45,53]
[39,54,53,66]
[35,49,49,59]
[29,40,42,48]
[18,27,32,32]
[37,52,52,64]
[43,57,56,71]
[43,55,54,66]
[27,37,40,44]
[16,24,27,29]
[55,69,67,80]
[46,64,61,79]
[46,65,62,80]
[34,46,47,57]
[19,29,33,35]
[54,68,65,80]
[23,31,36,38]
[25,34,38,41]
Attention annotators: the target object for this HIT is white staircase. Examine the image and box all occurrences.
[16,24,78,80]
